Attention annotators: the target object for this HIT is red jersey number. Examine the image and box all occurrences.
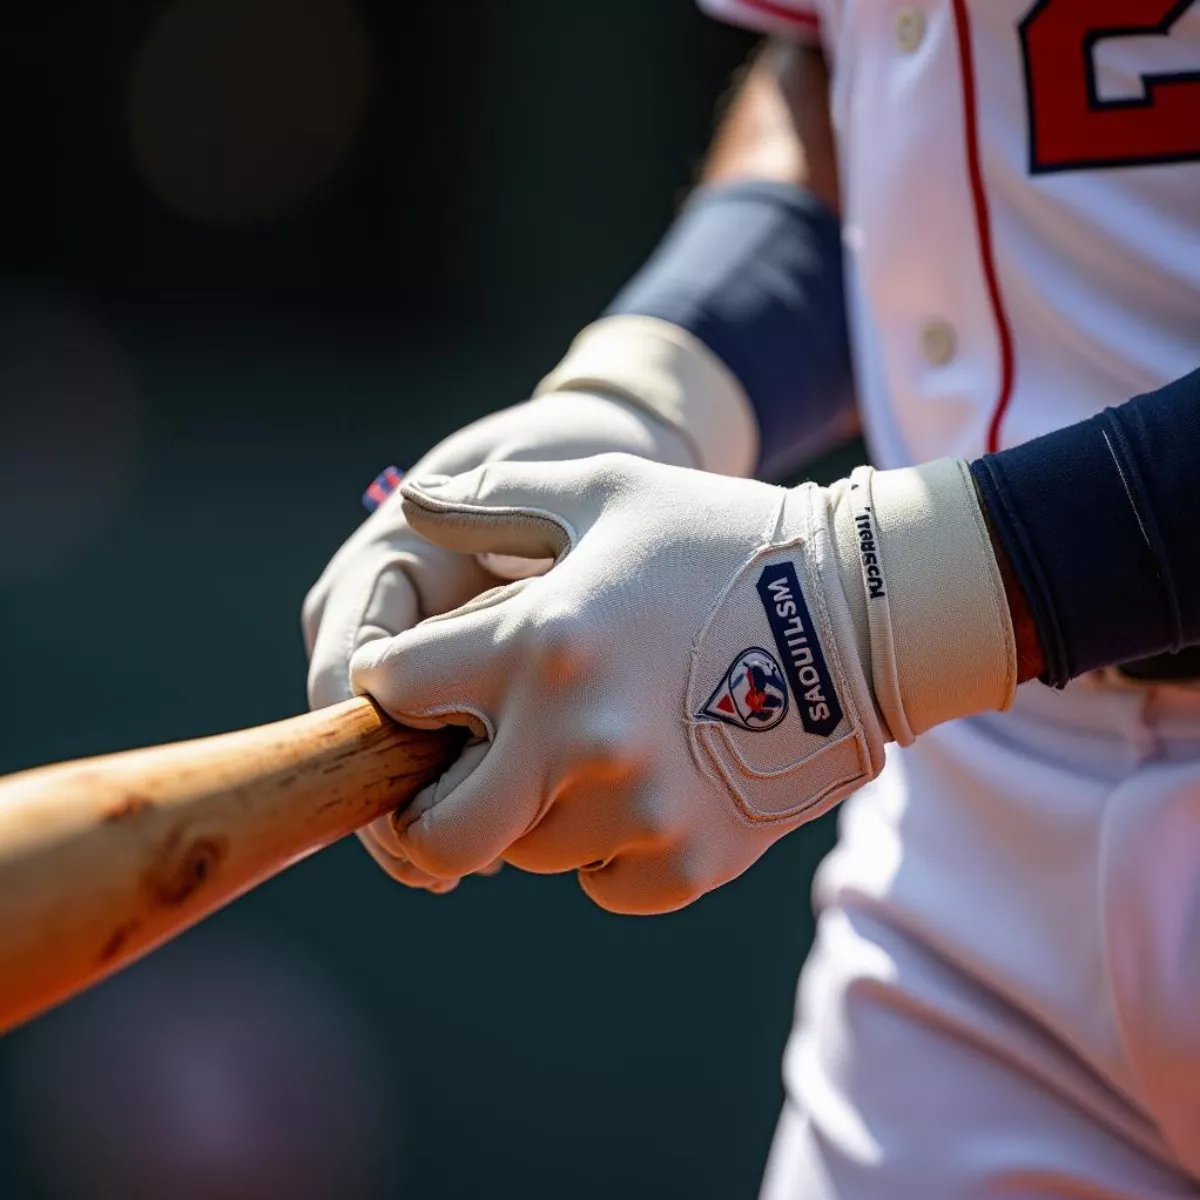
[1020,0,1200,173]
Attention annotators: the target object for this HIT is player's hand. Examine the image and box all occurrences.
[302,392,694,891]
[348,453,1016,913]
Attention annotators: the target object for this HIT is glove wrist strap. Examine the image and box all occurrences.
[536,315,759,478]
[834,459,1018,741]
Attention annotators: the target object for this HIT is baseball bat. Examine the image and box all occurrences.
[0,699,461,1035]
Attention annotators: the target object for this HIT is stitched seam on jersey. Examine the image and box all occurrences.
[951,0,1017,455]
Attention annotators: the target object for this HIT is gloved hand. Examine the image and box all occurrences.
[303,391,697,890]
[304,316,759,891]
[349,453,1017,914]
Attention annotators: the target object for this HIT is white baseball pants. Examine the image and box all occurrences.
[762,675,1200,1198]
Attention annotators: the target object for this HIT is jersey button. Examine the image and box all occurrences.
[919,319,956,365]
[894,7,925,52]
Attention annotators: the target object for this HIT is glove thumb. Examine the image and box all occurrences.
[400,456,615,561]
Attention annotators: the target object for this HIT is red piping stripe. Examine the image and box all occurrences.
[951,0,1015,454]
[736,0,821,31]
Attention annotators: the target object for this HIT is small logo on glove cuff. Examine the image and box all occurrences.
[362,465,405,513]
[701,648,790,733]
[756,561,843,738]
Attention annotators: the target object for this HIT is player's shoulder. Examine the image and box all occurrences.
[697,0,822,43]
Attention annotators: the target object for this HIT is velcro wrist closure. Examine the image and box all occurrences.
[835,459,1017,742]
[535,315,759,478]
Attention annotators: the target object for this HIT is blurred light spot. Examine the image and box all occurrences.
[0,290,141,585]
[128,0,372,227]
[10,932,404,1200]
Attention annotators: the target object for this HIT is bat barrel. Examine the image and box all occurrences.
[0,699,459,1034]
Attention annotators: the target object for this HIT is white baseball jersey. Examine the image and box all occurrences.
[701,0,1200,467]
[697,5,1200,1195]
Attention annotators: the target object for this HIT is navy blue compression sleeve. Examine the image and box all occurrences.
[971,368,1200,687]
[606,180,854,480]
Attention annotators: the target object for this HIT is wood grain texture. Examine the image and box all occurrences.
[0,699,461,1034]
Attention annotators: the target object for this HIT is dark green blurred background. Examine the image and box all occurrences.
[0,3,850,1196]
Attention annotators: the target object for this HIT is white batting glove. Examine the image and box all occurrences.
[349,453,1017,914]
[304,316,758,891]
[301,393,693,889]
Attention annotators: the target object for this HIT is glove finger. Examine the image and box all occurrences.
[360,737,492,859]
[399,456,640,561]
[577,846,712,916]
[360,825,501,885]
[476,552,554,581]
[502,768,655,876]
[397,717,547,880]
[356,825,460,893]
[306,551,423,710]
[302,488,413,658]
[348,583,529,730]
[305,498,498,709]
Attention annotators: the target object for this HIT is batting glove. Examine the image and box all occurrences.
[349,453,1017,914]
[303,316,758,891]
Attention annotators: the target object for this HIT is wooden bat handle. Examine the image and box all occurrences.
[0,698,461,1035]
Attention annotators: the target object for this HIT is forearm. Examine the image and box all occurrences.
[971,367,1200,687]
[578,41,853,479]
[703,41,840,213]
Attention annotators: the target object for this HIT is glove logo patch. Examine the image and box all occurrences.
[756,561,843,738]
[700,647,789,733]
